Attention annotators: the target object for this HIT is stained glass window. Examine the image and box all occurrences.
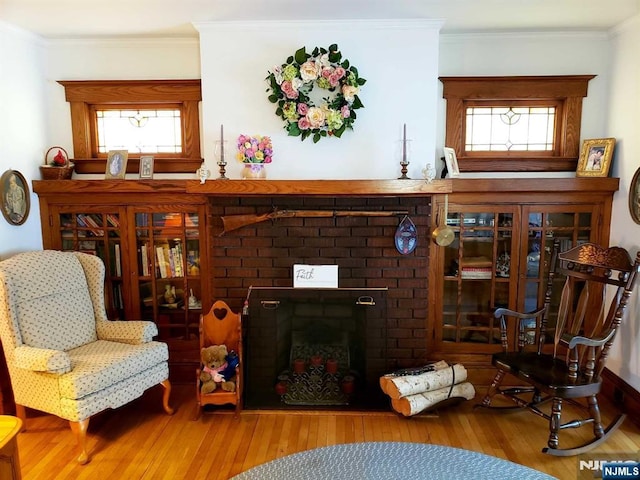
[465,106,555,152]
[96,109,182,154]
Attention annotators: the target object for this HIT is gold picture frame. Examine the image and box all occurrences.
[576,138,615,177]
[105,150,128,179]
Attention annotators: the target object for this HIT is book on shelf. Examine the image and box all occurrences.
[141,244,150,276]
[76,213,104,236]
[106,214,120,228]
[461,267,492,279]
[156,246,170,278]
[114,244,122,277]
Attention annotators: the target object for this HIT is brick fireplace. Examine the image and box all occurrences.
[206,194,432,409]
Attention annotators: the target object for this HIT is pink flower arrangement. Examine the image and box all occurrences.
[236,134,273,164]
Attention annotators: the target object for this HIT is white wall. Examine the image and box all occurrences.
[196,20,442,180]
[0,22,46,259]
[605,14,640,391]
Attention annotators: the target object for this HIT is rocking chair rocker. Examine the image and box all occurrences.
[478,239,640,456]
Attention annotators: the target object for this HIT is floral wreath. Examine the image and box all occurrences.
[266,44,366,143]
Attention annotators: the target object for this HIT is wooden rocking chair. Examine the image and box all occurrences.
[478,240,640,456]
[195,300,243,418]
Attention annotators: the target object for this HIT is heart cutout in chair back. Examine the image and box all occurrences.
[213,308,227,320]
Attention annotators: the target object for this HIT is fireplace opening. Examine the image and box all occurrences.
[243,286,390,410]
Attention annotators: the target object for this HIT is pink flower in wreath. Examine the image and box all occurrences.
[297,103,309,115]
[281,80,299,99]
[298,117,311,130]
[341,105,351,118]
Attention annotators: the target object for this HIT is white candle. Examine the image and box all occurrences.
[220,124,224,163]
[402,123,407,163]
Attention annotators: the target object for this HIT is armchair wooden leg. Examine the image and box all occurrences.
[15,405,26,432]
[69,418,90,465]
[161,379,175,415]
[548,398,562,450]
[588,394,605,438]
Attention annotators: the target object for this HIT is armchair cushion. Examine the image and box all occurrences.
[59,340,168,399]
[13,345,71,374]
[96,320,158,344]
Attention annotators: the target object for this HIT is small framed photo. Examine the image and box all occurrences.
[139,155,154,179]
[105,150,128,179]
[443,147,460,178]
[1,169,30,225]
[576,138,615,177]
[629,167,640,225]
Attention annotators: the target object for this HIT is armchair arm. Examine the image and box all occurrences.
[14,345,71,374]
[563,329,616,349]
[96,320,158,344]
[494,307,546,351]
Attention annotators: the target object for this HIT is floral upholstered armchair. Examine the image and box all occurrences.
[0,250,174,464]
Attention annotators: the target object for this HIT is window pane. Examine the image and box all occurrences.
[96,109,182,154]
[465,106,555,152]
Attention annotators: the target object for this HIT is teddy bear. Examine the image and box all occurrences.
[199,344,239,394]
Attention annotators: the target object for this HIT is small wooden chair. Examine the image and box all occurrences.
[478,240,640,456]
[196,300,243,418]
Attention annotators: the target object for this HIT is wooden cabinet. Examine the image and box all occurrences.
[32,180,210,382]
[428,178,618,384]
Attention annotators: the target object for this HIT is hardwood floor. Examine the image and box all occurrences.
[14,384,640,479]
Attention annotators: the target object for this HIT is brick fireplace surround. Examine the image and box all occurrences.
[206,191,435,409]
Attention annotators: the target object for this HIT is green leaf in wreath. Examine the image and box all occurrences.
[329,43,338,52]
[313,132,321,143]
[294,47,307,65]
[342,60,350,69]
[351,96,363,110]
[268,95,279,103]
[301,130,311,141]
[286,55,294,64]
[357,78,367,86]
[333,125,346,138]
[287,123,301,136]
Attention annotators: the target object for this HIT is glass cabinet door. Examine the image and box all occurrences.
[133,209,202,346]
[441,205,520,348]
[519,205,596,344]
[56,209,124,319]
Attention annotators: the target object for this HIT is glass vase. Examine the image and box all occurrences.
[241,163,267,179]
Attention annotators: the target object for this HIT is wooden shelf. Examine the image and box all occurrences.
[33,177,619,197]
[186,179,452,196]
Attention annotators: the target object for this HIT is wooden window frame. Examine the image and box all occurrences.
[439,75,595,172]
[59,79,202,174]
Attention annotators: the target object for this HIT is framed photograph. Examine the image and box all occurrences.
[105,150,128,179]
[443,147,460,178]
[576,138,615,177]
[139,155,155,179]
[629,167,640,225]
[1,169,30,226]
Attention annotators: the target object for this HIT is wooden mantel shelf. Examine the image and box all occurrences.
[185,179,452,196]
[32,177,619,197]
